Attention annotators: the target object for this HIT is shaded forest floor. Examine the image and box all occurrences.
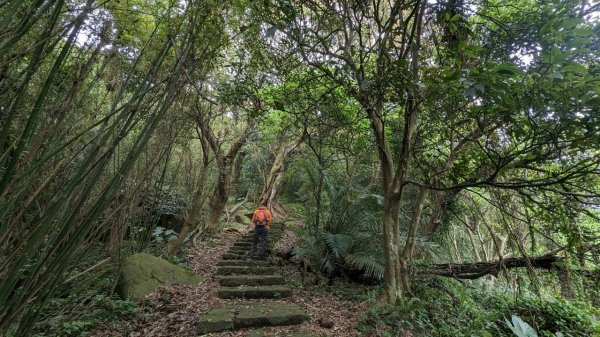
[89,227,369,337]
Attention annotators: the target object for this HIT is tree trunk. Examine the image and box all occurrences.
[313,144,325,230]
[260,146,290,212]
[466,224,482,262]
[202,124,252,233]
[259,134,303,214]
[231,150,246,196]
[382,194,402,303]
[424,189,445,238]
[556,263,577,300]
[399,187,429,294]
[205,157,235,232]
[169,164,208,255]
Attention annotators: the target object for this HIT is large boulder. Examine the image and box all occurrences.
[117,253,203,301]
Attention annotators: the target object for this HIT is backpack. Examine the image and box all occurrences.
[254,209,269,226]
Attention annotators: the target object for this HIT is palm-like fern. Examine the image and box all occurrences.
[296,173,442,279]
[296,175,385,279]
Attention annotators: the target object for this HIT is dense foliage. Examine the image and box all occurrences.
[0,0,598,336]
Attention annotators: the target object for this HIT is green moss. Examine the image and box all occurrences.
[197,308,234,333]
[234,304,308,328]
[117,253,202,301]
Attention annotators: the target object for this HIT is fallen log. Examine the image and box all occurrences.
[420,253,561,279]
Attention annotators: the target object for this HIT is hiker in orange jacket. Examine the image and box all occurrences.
[250,205,272,259]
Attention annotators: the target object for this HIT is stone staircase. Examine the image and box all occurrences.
[197,223,310,335]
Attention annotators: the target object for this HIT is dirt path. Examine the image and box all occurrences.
[90,227,365,337]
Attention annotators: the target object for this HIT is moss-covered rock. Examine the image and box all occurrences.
[235,209,253,225]
[117,253,203,301]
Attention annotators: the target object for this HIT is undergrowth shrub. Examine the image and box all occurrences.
[32,279,138,337]
[358,277,599,337]
[294,175,441,282]
[293,176,385,280]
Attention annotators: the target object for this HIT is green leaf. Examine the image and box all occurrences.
[561,64,587,75]
[505,315,538,337]
[561,18,584,30]
[450,13,462,22]
[548,72,563,79]
[493,64,522,75]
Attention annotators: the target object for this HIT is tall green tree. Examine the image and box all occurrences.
[255,0,599,302]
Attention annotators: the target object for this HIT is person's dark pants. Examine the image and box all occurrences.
[251,226,268,259]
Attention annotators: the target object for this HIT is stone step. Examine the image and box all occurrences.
[233,242,252,247]
[197,303,307,334]
[231,244,257,249]
[217,266,277,275]
[224,251,273,258]
[218,285,291,299]
[229,247,251,253]
[248,229,282,234]
[229,247,271,254]
[219,274,285,286]
[218,260,271,267]
[222,253,247,260]
[235,303,305,327]
[244,236,280,240]
[248,329,314,337]
[231,240,271,249]
[198,308,234,333]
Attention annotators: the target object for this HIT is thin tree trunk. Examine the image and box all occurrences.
[466,223,482,262]
[476,223,490,261]
[556,263,577,300]
[260,149,286,207]
[205,159,232,231]
[231,149,246,196]
[314,163,324,229]
[399,187,429,294]
[169,164,208,255]
[424,189,445,238]
[259,134,303,213]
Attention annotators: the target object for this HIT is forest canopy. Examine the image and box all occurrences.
[0,0,598,336]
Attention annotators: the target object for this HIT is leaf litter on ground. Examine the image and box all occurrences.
[89,227,368,337]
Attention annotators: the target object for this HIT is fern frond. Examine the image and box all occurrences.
[399,233,442,262]
[344,252,385,280]
[323,232,351,258]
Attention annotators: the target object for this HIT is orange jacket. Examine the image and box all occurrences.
[251,206,273,229]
